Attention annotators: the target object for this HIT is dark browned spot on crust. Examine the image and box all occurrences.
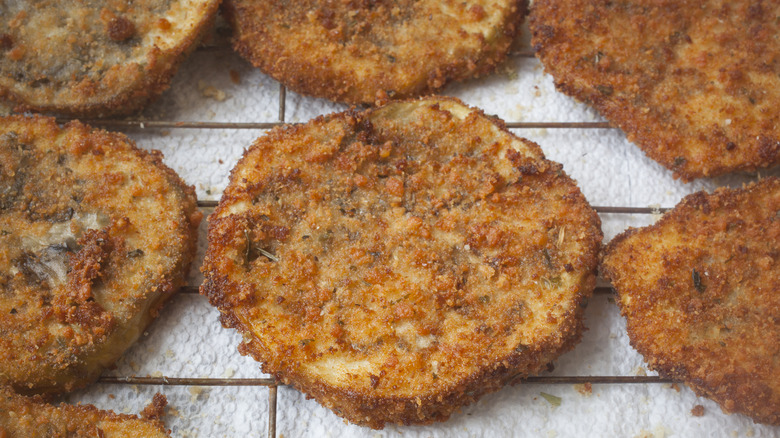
[601,177,780,425]
[0,115,201,395]
[201,97,602,429]
[223,0,528,105]
[531,0,780,180]
[140,393,168,422]
[0,34,12,50]
[107,17,136,42]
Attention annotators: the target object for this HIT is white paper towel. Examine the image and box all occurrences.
[46,20,780,438]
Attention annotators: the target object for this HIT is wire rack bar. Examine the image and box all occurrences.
[179,286,615,295]
[99,376,277,386]
[199,45,537,58]
[97,375,672,386]
[56,119,612,130]
[195,200,668,214]
[89,48,668,436]
[268,385,278,438]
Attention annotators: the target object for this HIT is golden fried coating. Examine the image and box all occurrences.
[0,386,170,437]
[0,115,201,394]
[0,0,220,117]
[223,0,527,105]
[530,0,780,180]
[601,177,780,425]
[201,97,602,428]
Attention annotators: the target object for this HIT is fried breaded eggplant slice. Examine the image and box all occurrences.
[601,177,780,425]
[201,97,602,428]
[530,0,780,180]
[223,0,527,105]
[0,386,170,437]
[0,0,220,117]
[0,115,201,394]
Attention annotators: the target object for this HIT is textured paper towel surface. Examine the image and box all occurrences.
[25,19,780,438]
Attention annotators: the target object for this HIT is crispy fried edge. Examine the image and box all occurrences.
[600,177,780,425]
[201,96,602,428]
[223,1,528,105]
[529,0,780,180]
[0,115,202,394]
[0,0,220,117]
[0,385,170,436]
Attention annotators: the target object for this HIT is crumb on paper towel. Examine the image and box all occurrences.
[547,430,558,438]
[690,405,705,417]
[189,386,209,403]
[634,424,669,438]
[222,368,235,378]
[502,64,518,81]
[540,392,562,407]
[634,366,647,376]
[168,405,182,419]
[574,382,592,396]
[650,204,663,221]
[198,80,228,101]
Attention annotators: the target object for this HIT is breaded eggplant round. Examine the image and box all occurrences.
[201,97,602,428]
[0,115,201,394]
[530,0,780,180]
[0,0,220,117]
[0,386,170,437]
[601,177,780,425]
[223,0,527,105]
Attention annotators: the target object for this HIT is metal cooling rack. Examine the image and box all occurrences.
[45,47,774,437]
[48,50,684,438]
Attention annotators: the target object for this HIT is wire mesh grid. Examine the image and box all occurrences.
[94,66,664,438]
[42,47,775,437]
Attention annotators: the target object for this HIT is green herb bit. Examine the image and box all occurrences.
[299,339,314,346]
[595,85,613,96]
[542,248,554,269]
[543,276,561,289]
[479,295,490,304]
[692,269,705,292]
[540,392,562,407]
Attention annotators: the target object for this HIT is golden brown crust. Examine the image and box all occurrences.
[0,0,220,117]
[0,386,170,437]
[223,0,527,105]
[601,177,780,425]
[0,115,201,394]
[201,97,602,428]
[530,0,780,180]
